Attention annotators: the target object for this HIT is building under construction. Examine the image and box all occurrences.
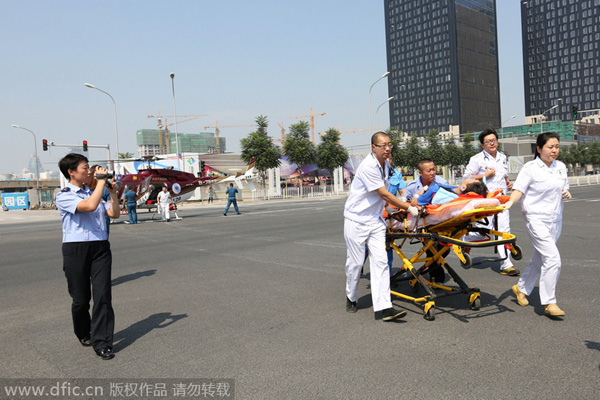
[137,130,226,156]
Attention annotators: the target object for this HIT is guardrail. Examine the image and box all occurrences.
[568,175,600,186]
[251,184,349,200]
[249,176,599,201]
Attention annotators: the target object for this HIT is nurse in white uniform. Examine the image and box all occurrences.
[504,132,571,318]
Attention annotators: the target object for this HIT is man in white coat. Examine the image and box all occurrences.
[465,128,519,276]
[157,186,172,222]
[344,132,419,321]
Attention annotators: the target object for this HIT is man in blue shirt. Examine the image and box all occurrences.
[123,185,138,224]
[404,158,448,283]
[55,153,120,360]
[224,183,240,216]
[405,159,448,205]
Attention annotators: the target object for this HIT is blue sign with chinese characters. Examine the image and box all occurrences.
[2,193,29,210]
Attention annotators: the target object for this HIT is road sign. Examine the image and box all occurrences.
[1,193,29,210]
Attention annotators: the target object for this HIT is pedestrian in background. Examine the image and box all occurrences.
[208,186,214,203]
[157,186,171,222]
[122,185,138,224]
[504,132,571,318]
[223,183,240,216]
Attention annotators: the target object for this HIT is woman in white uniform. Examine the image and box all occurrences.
[504,132,571,318]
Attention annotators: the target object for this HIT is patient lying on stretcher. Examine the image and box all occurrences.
[388,178,502,229]
[414,178,488,206]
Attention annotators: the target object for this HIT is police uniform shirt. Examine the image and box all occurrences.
[404,175,448,202]
[512,158,569,222]
[344,153,389,225]
[465,150,509,192]
[56,183,110,242]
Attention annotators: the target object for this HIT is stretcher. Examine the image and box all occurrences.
[386,197,522,321]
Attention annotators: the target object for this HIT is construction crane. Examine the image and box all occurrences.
[148,114,205,154]
[274,122,286,148]
[203,121,256,153]
[147,114,203,154]
[288,108,326,144]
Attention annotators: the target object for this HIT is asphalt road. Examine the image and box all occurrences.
[1,187,599,399]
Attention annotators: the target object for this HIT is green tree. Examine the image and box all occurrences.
[588,141,600,166]
[284,120,316,194]
[443,137,463,176]
[388,128,409,169]
[423,130,446,166]
[403,134,423,170]
[461,133,479,166]
[240,115,282,195]
[557,143,573,166]
[316,128,349,181]
[118,152,134,159]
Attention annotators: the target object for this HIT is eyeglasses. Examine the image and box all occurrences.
[373,143,393,149]
[484,139,497,145]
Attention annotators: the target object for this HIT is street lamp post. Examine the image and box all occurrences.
[11,124,40,196]
[170,72,180,170]
[501,114,516,140]
[540,104,559,134]
[84,83,120,171]
[368,72,390,134]
[375,96,395,127]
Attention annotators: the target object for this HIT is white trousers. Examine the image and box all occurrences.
[517,219,562,305]
[344,218,392,312]
[465,208,513,271]
[158,203,170,221]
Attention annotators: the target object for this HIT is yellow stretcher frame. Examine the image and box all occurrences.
[386,206,522,321]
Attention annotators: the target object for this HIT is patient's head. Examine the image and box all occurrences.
[459,178,488,197]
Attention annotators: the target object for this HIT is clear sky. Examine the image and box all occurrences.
[1,0,524,174]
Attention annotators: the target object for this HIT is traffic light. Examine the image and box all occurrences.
[83,140,88,152]
[200,160,206,177]
[572,106,578,120]
[42,139,48,151]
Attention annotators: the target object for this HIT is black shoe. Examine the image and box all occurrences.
[79,337,92,347]
[95,348,115,360]
[223,213,227,216]
[346,297,358,313]
[381,307,407,321]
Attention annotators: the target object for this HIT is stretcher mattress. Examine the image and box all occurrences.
[390,198,502,230]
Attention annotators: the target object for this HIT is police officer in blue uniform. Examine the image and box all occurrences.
[56,154,120,360]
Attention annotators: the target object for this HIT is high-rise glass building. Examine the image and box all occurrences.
[521,0,600,121]
[384,0,501,135]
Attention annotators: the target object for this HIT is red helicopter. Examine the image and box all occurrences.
[115,157,219,209]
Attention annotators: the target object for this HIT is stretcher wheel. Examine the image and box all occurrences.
[511,244,523,261]
[424,306,435,321]
[469,297,481,310]
[460,252,472,269]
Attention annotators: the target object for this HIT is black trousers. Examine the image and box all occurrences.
[62,240,114,351]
